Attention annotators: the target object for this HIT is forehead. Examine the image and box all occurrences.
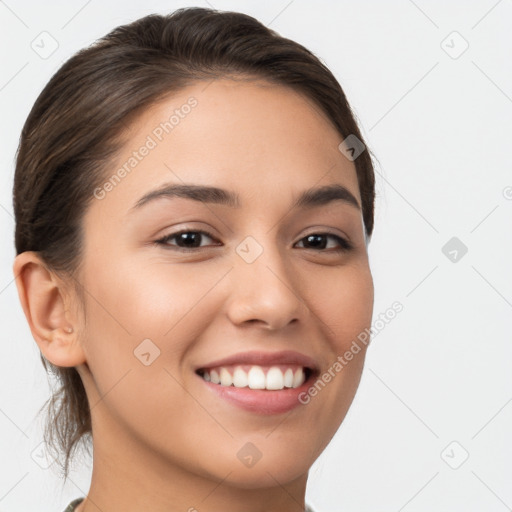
[89,78,360,220]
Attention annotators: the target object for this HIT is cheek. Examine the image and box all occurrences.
[84,254,215,335]
[77,257,212,427]
[79,256,224,381]
[300,264,373,429]
[306,262,374,347]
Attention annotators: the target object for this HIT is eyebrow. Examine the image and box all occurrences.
[129,182,361,213]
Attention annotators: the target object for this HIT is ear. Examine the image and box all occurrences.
[12,251,86,368]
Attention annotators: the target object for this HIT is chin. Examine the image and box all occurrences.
[216,461,311,490]
[196,440,319,490]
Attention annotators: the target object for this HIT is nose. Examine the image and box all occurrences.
[225,240,305,330]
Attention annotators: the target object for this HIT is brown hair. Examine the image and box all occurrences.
[13,6,376,481]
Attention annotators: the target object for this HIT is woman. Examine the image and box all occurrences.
[12,7,376,512]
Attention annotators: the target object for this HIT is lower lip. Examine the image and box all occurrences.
[197,373,314,414]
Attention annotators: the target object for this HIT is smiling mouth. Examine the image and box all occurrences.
[195,364,314,391]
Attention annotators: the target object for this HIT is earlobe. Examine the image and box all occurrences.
[12,251,86,368]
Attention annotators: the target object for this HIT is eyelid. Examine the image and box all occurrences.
[155,228,219,248]
[296,232,353,251]
[301,226,352,244]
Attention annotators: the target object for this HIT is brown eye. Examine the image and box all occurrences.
[295,233,352,252]
[155,230,219,250]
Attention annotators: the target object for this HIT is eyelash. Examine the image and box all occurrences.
[154,229,353,253]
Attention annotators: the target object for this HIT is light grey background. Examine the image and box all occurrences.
[1,1,511,511]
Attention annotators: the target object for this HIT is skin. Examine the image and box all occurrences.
[13,78,374,512]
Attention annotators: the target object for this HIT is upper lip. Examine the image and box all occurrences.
[195,350,320,372]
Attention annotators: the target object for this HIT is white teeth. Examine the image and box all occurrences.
[201,365,306,390]
[283,368,294,388]
[292,368,305,388]
[248,366,266,389]
[266,367,284,390]
[219,368,233,386]
[233,366,248,387]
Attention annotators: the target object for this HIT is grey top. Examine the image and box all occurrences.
[63,498,84,512]
[63,497,316,511]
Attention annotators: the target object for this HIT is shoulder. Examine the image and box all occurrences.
[62,497,84,512]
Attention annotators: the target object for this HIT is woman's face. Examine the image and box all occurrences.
[74,78,374,488]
